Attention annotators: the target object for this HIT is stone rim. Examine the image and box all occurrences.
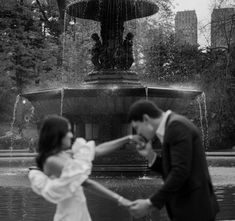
[66,0,159,21]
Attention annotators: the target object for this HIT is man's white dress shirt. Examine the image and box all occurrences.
[149,110,172,166]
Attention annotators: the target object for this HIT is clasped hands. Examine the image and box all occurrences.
[118,197,154,218]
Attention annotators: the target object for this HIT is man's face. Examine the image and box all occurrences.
[131,118,155,142]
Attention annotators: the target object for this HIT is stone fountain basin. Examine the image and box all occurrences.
[20,86,201,168]
[21,86,201,117]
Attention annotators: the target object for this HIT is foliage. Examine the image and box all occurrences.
[200,46,235,148]
[142,26,235,147]
[142,29,202,86]
[0,1,55,92]
[0,0,60,125]
[0,0,234,149]
[61,19,99,85]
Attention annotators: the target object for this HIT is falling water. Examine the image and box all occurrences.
[98,0,102,20]
[197,94,205,148]
[201,92,209,149]
[139,85,151,181]
[115,0,119,35]
[60,88,64,116]
[30,106,35,122]
[196,93,209,150]
[62,10,67,60]
[9,95,20,152]
[135,0,143,68]
[61,10,67,83]
[145,86,148,100]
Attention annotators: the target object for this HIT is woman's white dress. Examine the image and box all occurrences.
[28,138,95,221]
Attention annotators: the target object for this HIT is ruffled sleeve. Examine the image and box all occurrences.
[71,137,95,162]
[28,138,95,204]
[28,167,88,204]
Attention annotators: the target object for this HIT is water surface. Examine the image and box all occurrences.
[0,166,235,221]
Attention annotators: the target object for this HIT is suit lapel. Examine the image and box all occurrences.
[161,113,174,178]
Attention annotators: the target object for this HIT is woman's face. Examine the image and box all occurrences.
[61,124,73,150]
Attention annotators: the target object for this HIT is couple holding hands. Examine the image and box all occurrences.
[29,100,219,221]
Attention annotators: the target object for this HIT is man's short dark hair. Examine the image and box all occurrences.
[128,100,163,122]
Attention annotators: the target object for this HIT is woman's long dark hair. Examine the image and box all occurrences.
[36,115,70,170]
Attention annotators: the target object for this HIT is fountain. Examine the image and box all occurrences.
[20,0,202,172]
[2,2,235,221]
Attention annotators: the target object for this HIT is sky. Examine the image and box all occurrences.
[173,0,212,48]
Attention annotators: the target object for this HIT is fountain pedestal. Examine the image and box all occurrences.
[85,70,140,85]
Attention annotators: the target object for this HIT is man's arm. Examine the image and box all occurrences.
[150,122,193,209]
[149,153,163,175]
[136,141,163,175]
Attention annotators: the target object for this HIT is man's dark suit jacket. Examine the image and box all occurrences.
[149,113,219,221]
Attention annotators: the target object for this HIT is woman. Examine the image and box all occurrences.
[28,115,133,221]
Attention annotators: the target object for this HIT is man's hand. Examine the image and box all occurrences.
[129,199,154,218]
[129,137,157,166]
[136,141,156,165]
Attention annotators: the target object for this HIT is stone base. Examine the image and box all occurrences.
[84,70,141,86]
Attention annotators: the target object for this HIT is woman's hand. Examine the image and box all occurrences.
[129,135,146,150]
[118,196,133,208]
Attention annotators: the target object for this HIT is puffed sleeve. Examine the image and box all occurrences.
[71,137,95,162]
[28,138,95,204]
[28,167,88,204]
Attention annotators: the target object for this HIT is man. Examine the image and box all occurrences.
[128,100,219,221]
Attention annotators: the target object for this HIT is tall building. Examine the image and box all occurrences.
[211,8,235,49]
[175,10,198,46]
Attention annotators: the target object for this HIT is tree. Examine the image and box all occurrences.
[0,1,53,93]
[200,46,235,148]
[141,24,235,148]
[123,0,174,77]
[142,29,203,86]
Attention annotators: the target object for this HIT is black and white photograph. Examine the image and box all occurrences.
[0,0,234,220]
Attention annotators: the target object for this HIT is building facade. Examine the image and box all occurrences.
[175,10,198,46]
[211,8,235,49]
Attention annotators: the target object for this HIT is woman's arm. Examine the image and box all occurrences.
[95,135,133,157]
[82,179,132,207]
[43,155,66,177]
